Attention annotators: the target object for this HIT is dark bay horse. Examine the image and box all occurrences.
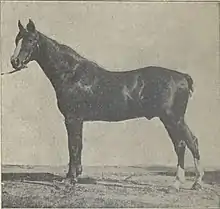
[8,19,204,191]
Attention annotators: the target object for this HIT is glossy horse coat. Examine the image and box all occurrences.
[9,20,204,190]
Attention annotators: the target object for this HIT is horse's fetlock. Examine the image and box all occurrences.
[193,152,200,160]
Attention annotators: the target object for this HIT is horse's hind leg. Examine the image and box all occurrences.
[175,119,204,190]
[161,112,204,190]
[160,116,186,191]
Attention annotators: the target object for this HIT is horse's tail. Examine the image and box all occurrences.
[184,73,194,97]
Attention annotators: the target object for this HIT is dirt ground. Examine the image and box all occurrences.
[2,165,220,208]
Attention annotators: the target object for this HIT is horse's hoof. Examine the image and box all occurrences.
[169,180,180,193]
[168,185,180,193]
[62,177,77,186]
[191,182,202,190]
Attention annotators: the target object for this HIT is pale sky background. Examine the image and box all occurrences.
[1,2,219,167]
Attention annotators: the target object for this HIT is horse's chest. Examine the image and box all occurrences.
[56,81,86,98]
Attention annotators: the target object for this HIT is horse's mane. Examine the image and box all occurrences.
[58,44,103,70]
[44,34,85,60]
[39,31,102,69]
[58,44,85,62]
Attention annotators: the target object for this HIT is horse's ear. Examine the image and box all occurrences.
[18,20,25,32]
[26,19,36,33]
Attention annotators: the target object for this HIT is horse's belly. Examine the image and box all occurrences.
[56,82,155,121]
[82,98,145,122]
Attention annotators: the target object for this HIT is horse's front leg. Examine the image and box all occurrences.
[65,116,83,184]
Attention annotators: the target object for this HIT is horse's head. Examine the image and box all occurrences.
[10,19,39,71]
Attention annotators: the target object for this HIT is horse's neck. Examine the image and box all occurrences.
[35,32,82,88]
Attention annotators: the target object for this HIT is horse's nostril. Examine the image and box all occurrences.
[15,58,19,65]
[11,57,19,67]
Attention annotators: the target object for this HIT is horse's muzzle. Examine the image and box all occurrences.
[11,57,20,69]
[10,57,27,71]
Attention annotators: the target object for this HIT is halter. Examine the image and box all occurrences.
[1,39,40,76]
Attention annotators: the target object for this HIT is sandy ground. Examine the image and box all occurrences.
[2,165,220,208]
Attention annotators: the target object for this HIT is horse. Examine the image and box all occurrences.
[8,19,204,191]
